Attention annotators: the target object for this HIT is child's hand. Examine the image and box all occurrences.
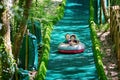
[69,42,74,46]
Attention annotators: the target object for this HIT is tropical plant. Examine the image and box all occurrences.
[0,0,66,79]
[13,0,33,61]
[0,0,33,79]
[0,0,15,79]
[90,0,107,79]
[111,0,120,6]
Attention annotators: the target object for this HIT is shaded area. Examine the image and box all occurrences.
[98,31,119,80]
[46,0,98,80]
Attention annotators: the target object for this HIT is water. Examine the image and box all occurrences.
[46,0,98,80]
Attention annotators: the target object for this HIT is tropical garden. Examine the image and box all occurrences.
[0,0,120,80]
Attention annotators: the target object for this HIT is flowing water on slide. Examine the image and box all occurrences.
[46,0,98,80]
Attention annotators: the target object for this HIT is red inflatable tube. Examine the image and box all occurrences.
[58,49,84,54]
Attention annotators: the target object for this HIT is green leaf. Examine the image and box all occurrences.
[0,5,3,9]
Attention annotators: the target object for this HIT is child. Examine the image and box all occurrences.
[69,34,79,45]
[63,33,71,44]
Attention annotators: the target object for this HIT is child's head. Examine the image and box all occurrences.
[70,35,76,40]
[65,33,70,40]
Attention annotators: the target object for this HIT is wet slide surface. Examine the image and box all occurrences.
[46,0,98,80]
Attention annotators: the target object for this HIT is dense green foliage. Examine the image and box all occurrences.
[0,1,16,79]
[0,0,113,79]
[90,0,107,80]
[35,0,66,80]
[0,0,66,79]
[90,22,107,80]
[111,0,120,6]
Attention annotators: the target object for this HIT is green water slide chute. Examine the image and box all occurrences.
[18,68,30,80]
[18,33,38,71]
[27,20,42,45]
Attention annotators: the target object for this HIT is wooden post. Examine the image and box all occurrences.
[118,27,120,69]
[0,54,2,79]
[117,8,120,69]
[110,7,114,40]
[118,31,120,69]
[110,6,120,69]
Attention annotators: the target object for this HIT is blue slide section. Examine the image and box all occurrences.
[46,0,98,80]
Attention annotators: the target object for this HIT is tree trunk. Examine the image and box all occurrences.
[101,0,109,22]
[13,0,33,61]
[0,55,2,79]
[0,0,15,79]
[100,0,102,24]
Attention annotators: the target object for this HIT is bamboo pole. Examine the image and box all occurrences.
[114,21,117,44]
[117,8,120,69]
[110,7,113,39]
[101,0,109,22]
[100,0,102,24]
[0,54,2,80]
[118,31,120,69]
[117,26,120,69]
[110,5,120,69]
[25,30,29,70]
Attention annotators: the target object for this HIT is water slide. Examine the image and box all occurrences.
[46,0,98,79]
